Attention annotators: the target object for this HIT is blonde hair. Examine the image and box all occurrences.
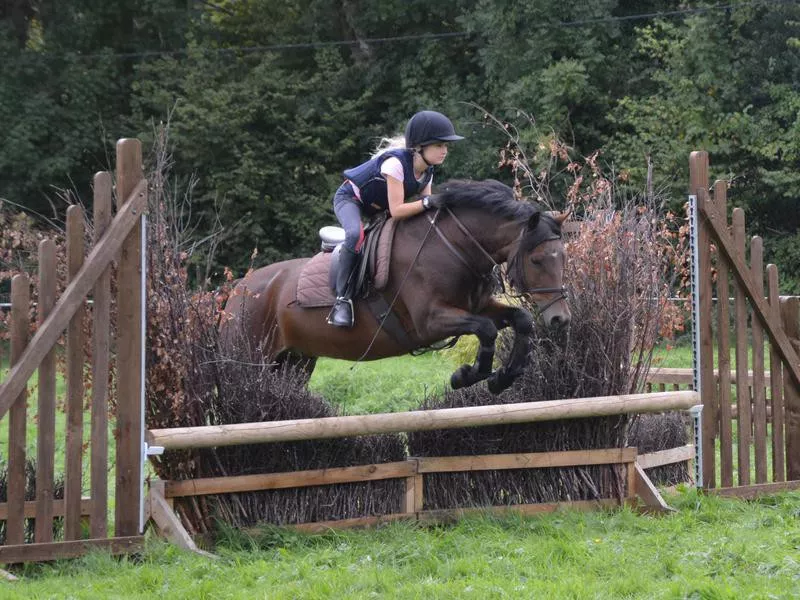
[371,135,407,159]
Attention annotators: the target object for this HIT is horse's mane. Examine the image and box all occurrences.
[435,179,539,221]
[435,180,564,292]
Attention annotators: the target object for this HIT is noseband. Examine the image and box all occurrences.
[427,208,567,311]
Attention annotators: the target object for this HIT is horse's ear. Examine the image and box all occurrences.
[555,209,571,224]
[544,209,571,224]
[528,211,541,230]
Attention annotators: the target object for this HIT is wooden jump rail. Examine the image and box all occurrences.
[145,391,700,551]
[147,390,700,450]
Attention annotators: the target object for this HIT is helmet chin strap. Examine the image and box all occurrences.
[415,146,434,167]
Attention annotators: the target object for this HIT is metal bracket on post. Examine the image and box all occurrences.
[145,443,165,457]
[139,213,149,534]
[690,404,703,488]
[688,193,704,489]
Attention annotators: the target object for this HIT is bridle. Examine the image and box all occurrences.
[427,207,568,312]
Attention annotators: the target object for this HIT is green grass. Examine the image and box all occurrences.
[6,489,800,599]
[308,353,456,414]
[4,343,800,596]
[651,339,772,371]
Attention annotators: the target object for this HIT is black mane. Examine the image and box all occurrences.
[435,179,540,221]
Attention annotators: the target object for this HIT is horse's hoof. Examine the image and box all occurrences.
[450,364,472,389]
[487,368,511,394]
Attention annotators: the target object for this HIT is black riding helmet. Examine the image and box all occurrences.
[404,110,465,148]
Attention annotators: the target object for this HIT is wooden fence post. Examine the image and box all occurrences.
[7,274,30,545]
[35,240,57,543]
[781,297,800,481]
[713,180,734,488]
[732,209,751,487]
[65,205,85,541]
[115,138,144,537]
[690,151,716,488]
[91,172,113,539]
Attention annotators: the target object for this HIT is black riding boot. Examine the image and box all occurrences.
[328,247,358,327]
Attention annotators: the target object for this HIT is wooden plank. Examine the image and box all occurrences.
[290,513,414,533]
[645,368,771,387]
[402,473,424,514]
[0,498,93,520]
[287,500,623,533]
[691,151,716,489]
[713,181,733,487]
[633,463,672,512]
[148,391,700,450]
[0,536,143,564]
[163,461,418,498]
[147,482,216,558]
[699,196,800,390]
[708,479,800,499]
[731,209,751,487]
[416,448,637,473]
[115,138,144,538]
[416,499,622,523]
[781,297,800,481]
[626,461,636,499]
[750,237,767,483]
[64,205,85,542]
[0,178,147,419]
[636,444,695,470]
[90,172,112,539]
[413,474,424,512]
[7,274,30,546]
[768,269,785,482]
[35,240,57,543]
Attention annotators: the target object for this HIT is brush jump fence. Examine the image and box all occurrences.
[144,391,700,550]
[2,143,800,565]
[0,140,146,565]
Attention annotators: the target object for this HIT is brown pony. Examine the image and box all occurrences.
[222,180,570,393]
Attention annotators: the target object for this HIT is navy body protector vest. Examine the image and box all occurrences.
[343,148,433,215]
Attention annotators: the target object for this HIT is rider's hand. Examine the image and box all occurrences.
[422,195,446,210]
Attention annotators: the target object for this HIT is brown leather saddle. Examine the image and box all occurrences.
[295,216,416,349]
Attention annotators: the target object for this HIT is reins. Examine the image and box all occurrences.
[354,205,568,364]
[435,207,567,308]
[353,208,444,364]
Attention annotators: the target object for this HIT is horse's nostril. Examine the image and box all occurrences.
[550,315,561,327]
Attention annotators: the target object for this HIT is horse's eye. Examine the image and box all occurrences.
[530,257,541,265]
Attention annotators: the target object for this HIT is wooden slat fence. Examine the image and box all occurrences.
[690,151,800,490]
[0,140,146,564]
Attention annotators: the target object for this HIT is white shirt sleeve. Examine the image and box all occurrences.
[380,157,404,182]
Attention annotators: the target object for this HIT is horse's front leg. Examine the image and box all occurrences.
[422,304,498,390]
[478,300,534,394]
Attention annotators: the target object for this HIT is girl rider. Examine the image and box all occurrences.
[328,110,464,327]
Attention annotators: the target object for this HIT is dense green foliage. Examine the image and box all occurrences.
[1,1,799,287]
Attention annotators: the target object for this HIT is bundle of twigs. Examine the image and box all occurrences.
[144,126,405,532]
[410,169,689,507]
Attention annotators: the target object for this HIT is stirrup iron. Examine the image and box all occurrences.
[327,297,354,328]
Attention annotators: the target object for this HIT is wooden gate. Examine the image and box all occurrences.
[690,151,800,493]
[0,139,146,563]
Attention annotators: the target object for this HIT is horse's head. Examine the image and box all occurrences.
[508,211,571,329]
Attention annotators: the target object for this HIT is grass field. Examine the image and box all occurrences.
[6,490,800,598]
[3,341,800,597]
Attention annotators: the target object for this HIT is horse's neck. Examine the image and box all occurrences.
[456,212,521,263]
